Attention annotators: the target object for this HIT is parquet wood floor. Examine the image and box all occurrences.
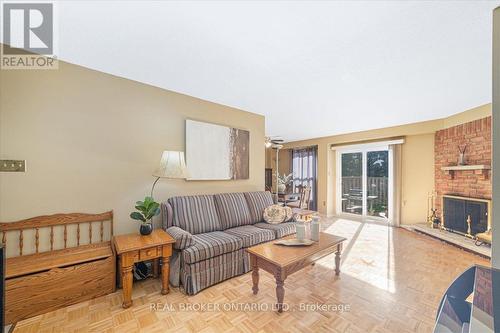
[13,216,489,333]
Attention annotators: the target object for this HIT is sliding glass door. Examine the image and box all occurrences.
[338,147,390,220]
[340,152,363,215]
[366,150,389,218]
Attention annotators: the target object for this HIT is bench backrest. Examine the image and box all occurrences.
[0,211,113,258]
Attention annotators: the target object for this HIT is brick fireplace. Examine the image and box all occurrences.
[434,116,492,223]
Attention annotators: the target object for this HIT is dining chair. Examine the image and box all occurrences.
[287,185,311,209]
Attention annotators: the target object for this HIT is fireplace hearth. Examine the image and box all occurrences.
[442,195,490,237]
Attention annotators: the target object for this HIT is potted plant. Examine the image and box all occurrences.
[277,173,293,194]
[130,196,160,235]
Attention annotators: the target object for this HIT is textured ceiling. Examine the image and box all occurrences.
[17,1,500,141]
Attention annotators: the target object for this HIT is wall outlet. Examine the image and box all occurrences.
[0,160,26,172]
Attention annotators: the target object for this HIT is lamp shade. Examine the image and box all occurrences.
[152,151,189,179]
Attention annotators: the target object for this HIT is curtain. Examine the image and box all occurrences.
[389,144,402,226]
[291,146,318,210]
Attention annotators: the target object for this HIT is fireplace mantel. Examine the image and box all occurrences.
[441,165,491,180]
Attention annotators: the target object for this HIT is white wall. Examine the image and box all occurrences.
[0,60,265,257]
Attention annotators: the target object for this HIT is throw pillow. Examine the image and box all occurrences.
[263,205,293,224]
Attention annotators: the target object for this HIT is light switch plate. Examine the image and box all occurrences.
[0,160,26,172]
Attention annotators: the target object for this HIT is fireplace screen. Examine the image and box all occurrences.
[442,196,489,236]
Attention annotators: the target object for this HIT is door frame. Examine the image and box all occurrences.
[335,143,393,221]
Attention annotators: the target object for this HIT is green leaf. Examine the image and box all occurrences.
[151,207,160,218]
[135,205,147,214]
[136,201,144,206]
[144,196,154,206]
[148,202,159,212]
[130,212,146,222]
[145,207,161,220]
[154,207,160,216]
[148,211,157,220]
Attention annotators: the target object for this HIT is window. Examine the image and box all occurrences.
[291,146,318,210]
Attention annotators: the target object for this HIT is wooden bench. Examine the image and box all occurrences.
[0,212,116,324]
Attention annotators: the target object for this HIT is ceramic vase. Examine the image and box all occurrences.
[140,222,153,236]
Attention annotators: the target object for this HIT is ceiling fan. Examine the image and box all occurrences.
[265,136,284,148]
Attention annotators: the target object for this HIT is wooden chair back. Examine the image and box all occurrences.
[0,211,113,257]
[298,186,312,209]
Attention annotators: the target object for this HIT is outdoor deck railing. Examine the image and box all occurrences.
[341,176,388,214]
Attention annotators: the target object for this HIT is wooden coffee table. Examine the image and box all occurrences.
[247,232,346,312]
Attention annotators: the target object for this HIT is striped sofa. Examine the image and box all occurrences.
[161,191,296,295]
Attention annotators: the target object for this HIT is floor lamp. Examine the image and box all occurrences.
[151,151,189,199]
[272,144,283,203]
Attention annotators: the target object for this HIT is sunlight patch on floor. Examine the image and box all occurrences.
[12,214,490,333]
[323,218,396,293]
[323,218,361,240]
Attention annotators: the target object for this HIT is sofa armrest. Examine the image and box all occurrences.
[165,226,195,250]
[161,202,174,229]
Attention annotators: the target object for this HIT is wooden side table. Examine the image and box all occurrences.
[113,229,175,308]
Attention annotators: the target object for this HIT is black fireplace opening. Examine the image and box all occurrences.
[443,196,489,236]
